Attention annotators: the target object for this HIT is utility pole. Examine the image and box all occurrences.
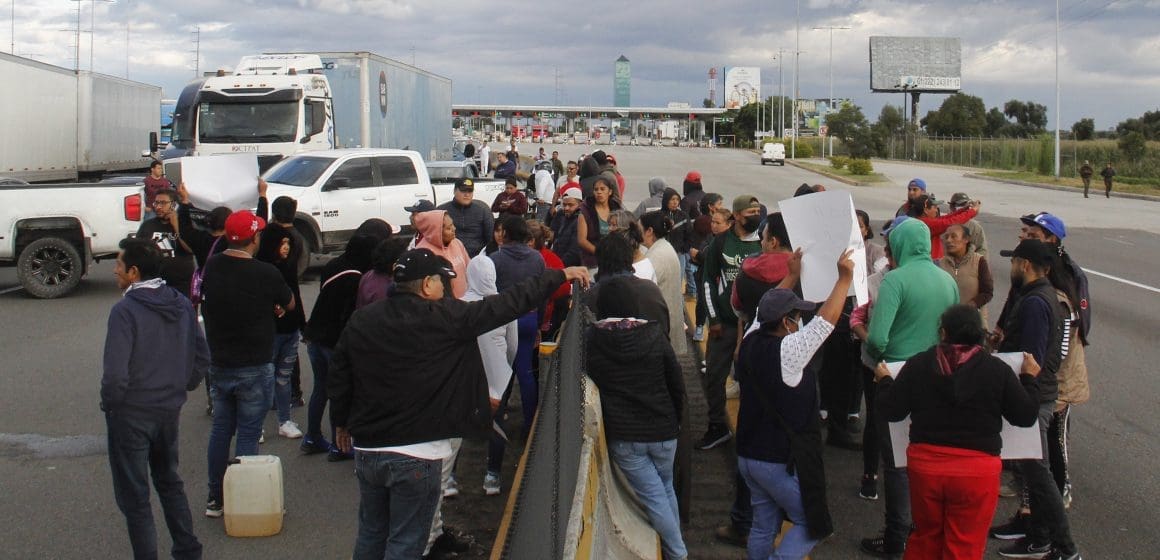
[792,0,799,159]
[190,26,200,77]
[813,25,850,158]
[1054,0,1061,178]
[775,49,784,139]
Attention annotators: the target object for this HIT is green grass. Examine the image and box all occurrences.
[795,161,890,184]
[978,170,1160,197]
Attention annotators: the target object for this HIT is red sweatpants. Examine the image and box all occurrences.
[905,443,1001,560]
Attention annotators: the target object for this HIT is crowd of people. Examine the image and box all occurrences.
[100,148,1091,560]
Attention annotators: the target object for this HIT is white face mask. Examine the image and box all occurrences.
[796,317,805,331]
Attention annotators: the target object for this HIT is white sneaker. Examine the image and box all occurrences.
[444,476,460,499]
[278,421,303,439]
[483,473,501,496]
[259,429,265,444]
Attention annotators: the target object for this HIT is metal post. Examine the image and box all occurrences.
[792,0,798,159]
[1053,0,1061,178]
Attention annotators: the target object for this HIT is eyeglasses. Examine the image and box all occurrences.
[152,200,174,207]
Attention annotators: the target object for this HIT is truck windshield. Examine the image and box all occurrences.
[198,102,298,143]
[426,166,466,182]
[265,156,335,187]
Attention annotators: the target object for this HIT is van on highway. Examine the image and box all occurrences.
[761,142,786,166]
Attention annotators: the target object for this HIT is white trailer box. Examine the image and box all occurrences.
[0,52,160,182]
[77,72,162,173]
[0,53,79,182]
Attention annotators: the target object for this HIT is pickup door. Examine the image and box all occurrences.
[317,154,430,248]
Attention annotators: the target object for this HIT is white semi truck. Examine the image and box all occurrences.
[161,52,453,172]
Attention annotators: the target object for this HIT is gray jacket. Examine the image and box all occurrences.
[633,177,668,217]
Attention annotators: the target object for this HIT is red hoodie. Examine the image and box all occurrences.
[731,251,793,322]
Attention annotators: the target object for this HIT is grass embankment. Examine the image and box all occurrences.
[978,170,1160,197]
[794,161,890,184]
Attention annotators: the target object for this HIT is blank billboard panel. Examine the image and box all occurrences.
[869,37,961,93]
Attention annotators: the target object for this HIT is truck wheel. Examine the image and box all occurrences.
[17,237,83,299]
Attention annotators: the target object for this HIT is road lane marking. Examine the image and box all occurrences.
[0,286,23,295]
[1087,269,1160,295]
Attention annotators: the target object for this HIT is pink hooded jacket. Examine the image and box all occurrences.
[414,210,470,298]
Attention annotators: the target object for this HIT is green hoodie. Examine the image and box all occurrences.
[866,219,960,362]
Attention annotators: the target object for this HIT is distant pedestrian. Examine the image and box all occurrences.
[493,151,516,180]
[142,160,174,219]
[947,192,989,257]
[548,187,584,267]
[491,177,529,217]
[199,210,294,518]
[634,177,669,217]
[577,176,622,270]
[438,178,494,257]
[1078,161,1094,198]
[136,187,196,297]
[680,171,706,219]
[896,178,928,217]
[102,237,205,560]
[550,150,565,178]
[1099,162,1115,198]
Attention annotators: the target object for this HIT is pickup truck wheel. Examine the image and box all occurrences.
[17,237,83,299]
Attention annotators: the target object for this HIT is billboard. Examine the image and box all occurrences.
[796,98,852,131]
[724,66,761,109]
[869,36,961,93]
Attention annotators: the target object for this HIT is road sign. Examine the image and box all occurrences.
[819,125,829,137]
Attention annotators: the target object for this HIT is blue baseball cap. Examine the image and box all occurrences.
[1020,212,1066,240]
[907,178,927,192]
[881,216,910,238]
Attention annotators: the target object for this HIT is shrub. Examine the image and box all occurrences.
[830,156,850,170]
[848,159,874,175]
[793,140,815,158]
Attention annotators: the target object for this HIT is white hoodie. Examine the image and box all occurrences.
[462,255,518,400]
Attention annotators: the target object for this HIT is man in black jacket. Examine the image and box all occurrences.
[438,178,494,256]
[990,239,1082,560]
[328,248,588,559]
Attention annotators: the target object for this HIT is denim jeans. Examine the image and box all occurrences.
[608,439,687,560]
[1020,402,1077,554]
[270,332,299,425]
[305,343,334,442]
[878,405,912,547]
[206,363,274,502]
[738,456,818,560]
[679,253,696,295]
[106,412,202,560]
[352,451,442,560]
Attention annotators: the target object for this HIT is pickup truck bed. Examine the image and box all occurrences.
[0,182,144,298]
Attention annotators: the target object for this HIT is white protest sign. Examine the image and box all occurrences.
[777,190,869,306]
[886,352,1043,467]
[174,154,260,210]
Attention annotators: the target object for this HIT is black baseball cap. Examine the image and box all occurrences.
[756,288,816,324]
[393,249,457,282]
[999,239,1055,268]
[404,199,435,213]
[454,178,475,192]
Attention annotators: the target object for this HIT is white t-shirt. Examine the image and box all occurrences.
[355,439,453,461]
[633,258,658,283]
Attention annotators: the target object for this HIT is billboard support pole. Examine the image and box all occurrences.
[1053,0,1061,178]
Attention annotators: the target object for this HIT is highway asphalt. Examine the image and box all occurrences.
[1,145,1156,558]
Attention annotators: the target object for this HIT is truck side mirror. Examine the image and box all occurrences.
[147,131,160,153]
[323,177,350,191]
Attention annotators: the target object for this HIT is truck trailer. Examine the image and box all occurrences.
[0,52,161,183]
[162,51,452,171]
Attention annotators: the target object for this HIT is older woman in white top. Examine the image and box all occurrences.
[640,210,687,356]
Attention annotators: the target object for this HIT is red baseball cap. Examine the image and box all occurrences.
[685,170,702,183]
[224,210,266,242]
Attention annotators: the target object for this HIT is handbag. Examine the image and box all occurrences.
[748,378,835,541]
[189,237,222,306]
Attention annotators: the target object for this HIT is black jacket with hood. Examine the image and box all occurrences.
[328,269,566,447]
[585,320,684,442]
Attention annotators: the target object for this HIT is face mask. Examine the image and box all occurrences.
[796,317,805,331]
[741,214,762,233]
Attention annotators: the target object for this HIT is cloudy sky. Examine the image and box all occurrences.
[7,0,1156,130]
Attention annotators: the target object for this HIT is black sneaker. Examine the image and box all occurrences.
[860,534,904,557]
[205,498,223,518]
[859,474,879,500]
[697,425,732,450]
[430,529,472,554]
[998,538,1052,558]
[300,436,331,455]
[990,512,1031,540]
[291,396,306,408]
[713,525,748,548]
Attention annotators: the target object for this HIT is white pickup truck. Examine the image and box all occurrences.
[262,148,502,257]
[0,178,144,298]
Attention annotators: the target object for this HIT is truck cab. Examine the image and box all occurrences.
[163,55,334,172]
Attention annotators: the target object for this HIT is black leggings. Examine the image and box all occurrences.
[861,363,881,476]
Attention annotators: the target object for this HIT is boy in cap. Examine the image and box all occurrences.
[896,178,928,217]
[200,210,295,518]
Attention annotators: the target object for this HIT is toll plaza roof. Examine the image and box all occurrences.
[452,104,727,119]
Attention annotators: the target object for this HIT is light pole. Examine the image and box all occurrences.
[1054,0,1061,178]
[813,25,850,158]
[792,0,799,159]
